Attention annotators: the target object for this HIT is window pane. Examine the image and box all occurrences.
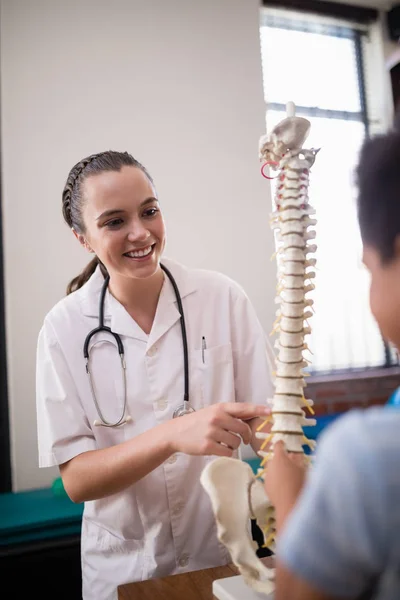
[260,26,361,113]
[264,111,385,371]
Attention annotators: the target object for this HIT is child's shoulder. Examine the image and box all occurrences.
[317,405,400,477]
[321,405,400,446]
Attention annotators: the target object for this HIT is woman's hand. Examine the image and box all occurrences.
[168,402,270,457]
[60,403,270,503]
[263,441,307,530]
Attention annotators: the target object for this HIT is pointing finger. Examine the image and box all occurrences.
[223,402,271,420]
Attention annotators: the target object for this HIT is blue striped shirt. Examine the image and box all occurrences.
[278,407,400,599]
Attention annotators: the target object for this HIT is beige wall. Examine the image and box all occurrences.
[0,0,276,490]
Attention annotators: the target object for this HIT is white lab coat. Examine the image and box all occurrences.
[36,258,274,600]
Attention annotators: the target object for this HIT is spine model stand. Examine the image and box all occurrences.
[200,102,319,596]
[255,100,319,553]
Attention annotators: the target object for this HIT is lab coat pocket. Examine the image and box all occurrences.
[201,343,235,406]
[82,518,147,592]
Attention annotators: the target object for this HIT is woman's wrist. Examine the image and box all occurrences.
[156,418,179,456]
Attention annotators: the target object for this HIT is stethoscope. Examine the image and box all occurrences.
[84,263,194,427]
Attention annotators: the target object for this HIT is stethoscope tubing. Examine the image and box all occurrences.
[83,263,192,427]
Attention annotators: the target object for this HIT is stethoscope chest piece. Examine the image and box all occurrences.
[173,402,195,418]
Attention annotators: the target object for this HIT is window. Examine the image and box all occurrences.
[260,7,398,373]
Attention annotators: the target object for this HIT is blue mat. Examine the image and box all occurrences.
[303,413,342,440]
[0,487,83,546]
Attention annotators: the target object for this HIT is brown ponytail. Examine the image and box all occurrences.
[62,150,154,295]
[66,257,99,295]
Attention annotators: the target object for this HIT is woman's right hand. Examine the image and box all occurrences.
[59,402,270,503]
[167,402,270,457]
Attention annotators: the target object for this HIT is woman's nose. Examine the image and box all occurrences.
[127,222,150,242]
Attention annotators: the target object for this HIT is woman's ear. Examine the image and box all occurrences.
[72,228,94,253]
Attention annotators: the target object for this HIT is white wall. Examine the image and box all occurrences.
[0,0,276,491]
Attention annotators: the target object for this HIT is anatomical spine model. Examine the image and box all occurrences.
[200,102,318,595]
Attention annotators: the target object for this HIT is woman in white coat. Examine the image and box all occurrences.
[36,150,274,600]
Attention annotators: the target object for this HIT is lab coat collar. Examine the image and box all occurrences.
[78,258,198,342]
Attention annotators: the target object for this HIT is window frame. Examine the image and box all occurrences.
[261,10,398,374]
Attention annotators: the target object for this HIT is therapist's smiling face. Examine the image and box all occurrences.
[80,166,166,280]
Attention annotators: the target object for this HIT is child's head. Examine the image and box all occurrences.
[356,115,400,348]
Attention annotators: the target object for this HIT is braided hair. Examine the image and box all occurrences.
[62,151,154,294]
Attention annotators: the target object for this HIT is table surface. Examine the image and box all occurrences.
[118,558,274,600]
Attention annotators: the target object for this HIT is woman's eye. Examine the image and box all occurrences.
[143,207,159,218]
[105,218,123,228]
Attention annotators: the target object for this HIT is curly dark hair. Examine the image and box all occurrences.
[356,114,400,263]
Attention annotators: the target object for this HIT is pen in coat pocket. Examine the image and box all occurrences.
[202,336,207,363]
